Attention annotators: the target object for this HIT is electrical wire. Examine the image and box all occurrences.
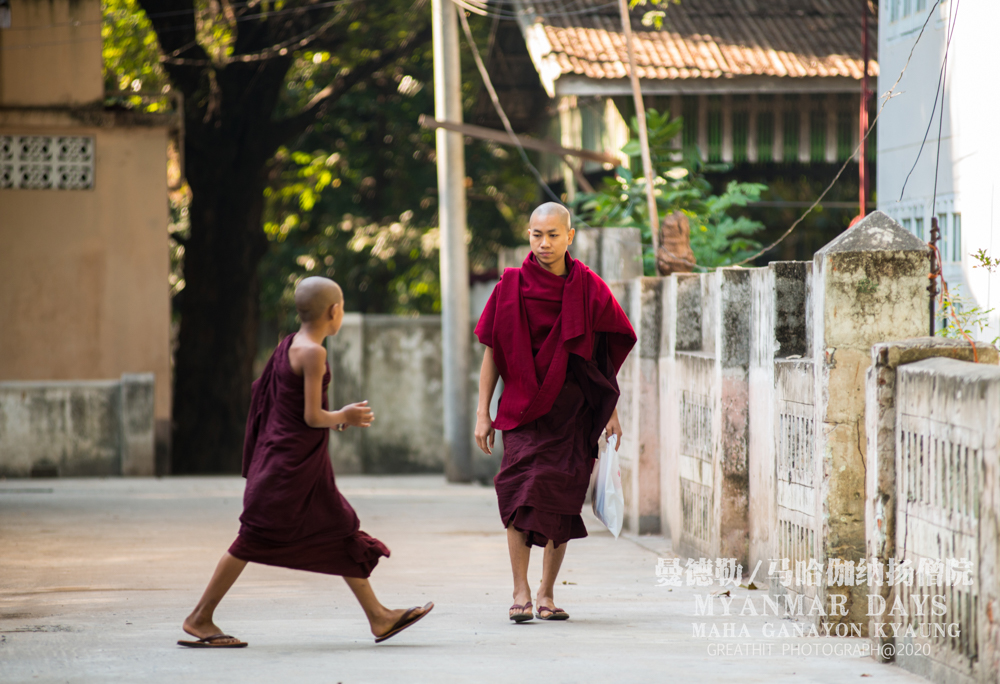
[1,0,610,38]
[731,2,942,267]
[458,6,598,230]
[898,0,959,202]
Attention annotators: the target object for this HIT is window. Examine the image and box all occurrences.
[903,0,912,17]
[837,107,854,162]
[890,0,900,22]
[809,108,827,163]
[0,136,95,190]
[937,213,950,261]
[707,96,722,162]
[683,96,699,153]
[914,217,925,241]
[757,111,774,162]
[916,0,927,10]
[732,96,749,164]
[903,218,913,235]
[782,109,799,162]
[951,213,962,261]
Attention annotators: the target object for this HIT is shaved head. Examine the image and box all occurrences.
[295,276,343,323]
[530,202,571,232]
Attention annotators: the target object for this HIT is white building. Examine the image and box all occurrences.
[877,0,1000,341]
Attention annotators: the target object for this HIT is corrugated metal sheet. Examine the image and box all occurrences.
[522,0,878,81]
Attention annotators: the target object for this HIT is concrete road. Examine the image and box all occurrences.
[0,476,926,683]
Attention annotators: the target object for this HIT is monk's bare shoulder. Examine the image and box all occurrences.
[287,336,326,377]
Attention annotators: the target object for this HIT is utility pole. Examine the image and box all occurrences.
[859,0,870,220]
[432,0,473,482]
[618,0,660,259]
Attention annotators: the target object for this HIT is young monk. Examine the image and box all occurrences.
[178,276,433,648]
[474,203,636,622]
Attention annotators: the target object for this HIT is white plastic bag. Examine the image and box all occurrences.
[591,434,624,538]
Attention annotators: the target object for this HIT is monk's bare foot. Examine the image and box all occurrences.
[182,613,242,646]
[369,604,430,638]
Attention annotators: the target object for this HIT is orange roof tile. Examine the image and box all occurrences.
[520,0,879,84]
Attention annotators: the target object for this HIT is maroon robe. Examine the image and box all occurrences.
[475,252,636,547]
[228,333,389,578]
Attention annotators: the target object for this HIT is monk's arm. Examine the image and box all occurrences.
[474,347,499,455]
[477,347,499,416]
[301,345,373,429]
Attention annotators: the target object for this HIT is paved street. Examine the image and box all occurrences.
[0,476,926,683]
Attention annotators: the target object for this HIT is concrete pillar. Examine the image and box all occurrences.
[748,267,777,572]
[119,373,155,476]
[715,268,752,564]
[811,210,931,631]
[864,338,998,661]
[611,280,640,531]
[571,227,601,273]
[634,278,663,534]
[758,262,814,601]
[599,228,644,281]
[660,273,699,548]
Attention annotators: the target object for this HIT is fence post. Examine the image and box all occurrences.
[715,268,752,565]
[812,210,930,632]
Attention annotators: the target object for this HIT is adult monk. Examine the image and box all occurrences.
[474,203,636,622]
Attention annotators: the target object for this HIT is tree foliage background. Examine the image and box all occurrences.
[101,0,537,471]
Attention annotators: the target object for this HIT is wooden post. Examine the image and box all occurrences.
[617,0,659,261]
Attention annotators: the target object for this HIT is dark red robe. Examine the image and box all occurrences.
[475,251,636,547]
[228,333,389,578]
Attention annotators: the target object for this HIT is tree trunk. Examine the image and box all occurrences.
[170,77,276,473]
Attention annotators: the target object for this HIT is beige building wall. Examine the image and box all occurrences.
[0,0,104,106]
[0,123,172,426]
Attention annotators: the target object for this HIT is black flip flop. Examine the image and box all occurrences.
[536,606,570,620]
[509,601,534,623]
[374,602,434,643]
[177,633,248,648]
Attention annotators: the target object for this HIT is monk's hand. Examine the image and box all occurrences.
[341,401,374,428]
[605,411,623,451]
[475,412,495,455]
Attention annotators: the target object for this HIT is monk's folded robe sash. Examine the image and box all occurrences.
[233,333,388,578]
[475,251,636,430]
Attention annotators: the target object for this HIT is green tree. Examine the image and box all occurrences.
[105,0,433,473]
[103,3,537,471]
[257,31,536,336]
[574,109,767,272]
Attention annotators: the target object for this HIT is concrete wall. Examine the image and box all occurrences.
[499,226,643,281]
[0,0,104,106]
[325,314,496,477]
[0,120,172,440]
[864,338,999,667]
[884,357,1000,684]
[0,373,156,477]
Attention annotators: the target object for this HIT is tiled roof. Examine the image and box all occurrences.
[519,0,879,85]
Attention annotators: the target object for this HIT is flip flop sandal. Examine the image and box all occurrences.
[509,601,534,623]
[177,634,248,648]
[375,602,434,643]
[536,606,570,621]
